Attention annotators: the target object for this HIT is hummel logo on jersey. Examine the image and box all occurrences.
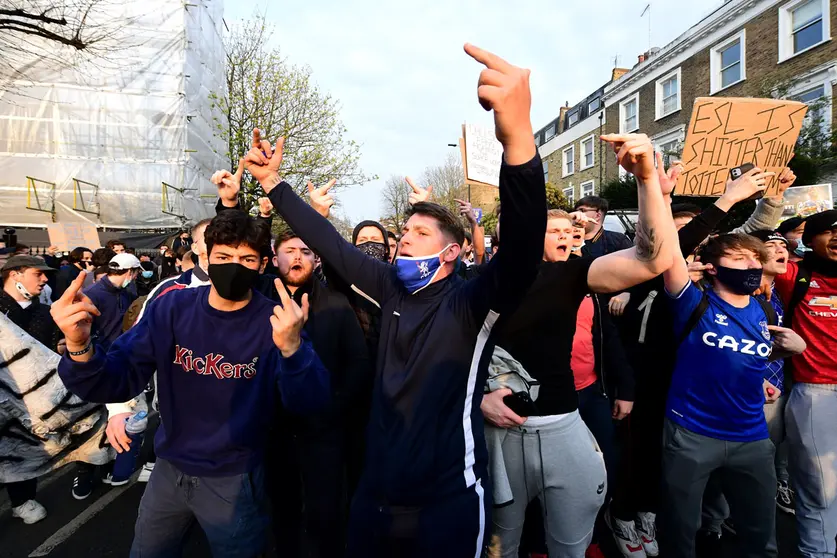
[702,333,771,357]
[714,313,729,326]
[173,345,259,379]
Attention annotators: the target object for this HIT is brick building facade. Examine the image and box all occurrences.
[535,0,837,205]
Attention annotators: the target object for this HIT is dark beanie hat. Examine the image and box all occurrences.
[352,220,389,249]
[777,216,804,236]
[802,210,837,245]
[748,229,788,247]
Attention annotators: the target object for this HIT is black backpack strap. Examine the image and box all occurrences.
[678,292,710,346]
[755,297,778,327]
[785,264,812,329]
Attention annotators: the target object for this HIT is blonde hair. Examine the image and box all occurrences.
[546,209,571,221]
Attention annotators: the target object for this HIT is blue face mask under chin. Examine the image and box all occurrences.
[395,244,453,294]
[141,270,154,279]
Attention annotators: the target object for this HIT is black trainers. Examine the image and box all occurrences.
[72,470,93,500]
[777,480,796,515]
[695,530,722,558]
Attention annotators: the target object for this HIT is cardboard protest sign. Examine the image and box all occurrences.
[462,123,503,188]
[675,97,807,197]
[778,184,833,224]
[47,223,101,253]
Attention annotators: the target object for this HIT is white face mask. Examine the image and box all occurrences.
[14,279,34,300]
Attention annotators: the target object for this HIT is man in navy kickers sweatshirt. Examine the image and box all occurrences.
[51,211,330,558]
[242,44,546,557]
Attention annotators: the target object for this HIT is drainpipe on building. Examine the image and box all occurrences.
[598,112,604,193]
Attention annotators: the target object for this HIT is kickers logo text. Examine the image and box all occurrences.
[173,345,259,379]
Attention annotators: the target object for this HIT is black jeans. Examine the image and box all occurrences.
[267,427,348,558]
[2,478,37,507]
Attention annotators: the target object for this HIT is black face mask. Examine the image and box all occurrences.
[208,263,259,301]
[715,265,763,295]
[356,241,388,262]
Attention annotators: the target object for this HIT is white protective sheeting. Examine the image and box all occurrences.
[0,0,226,230]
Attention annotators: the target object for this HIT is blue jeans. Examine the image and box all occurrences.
[786,383,837,558]
[130,459,269,558]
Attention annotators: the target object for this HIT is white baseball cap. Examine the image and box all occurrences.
[108,253,141,271]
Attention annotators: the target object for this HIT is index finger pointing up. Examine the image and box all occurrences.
[464,43,511,72]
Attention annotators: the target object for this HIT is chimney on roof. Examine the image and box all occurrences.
[559,105,571,129]
[611,67,630,82]
[638,53,646,64]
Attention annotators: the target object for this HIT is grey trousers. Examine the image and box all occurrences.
[489,411,606,558]
[786,383,837,558]
[701,397,789,533]
[659,419,777,558]
[130,459,269,558]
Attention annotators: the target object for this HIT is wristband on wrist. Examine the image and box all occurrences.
[68,343,92,357]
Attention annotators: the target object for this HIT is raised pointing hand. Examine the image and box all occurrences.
[50,272,100,352]
[244,129,285,193]
[211,158,244,206]
[307,179,337,218]
[406,177,432,205]
[271,278,309,357]
[601,133,657,182]
[464,43,534,165]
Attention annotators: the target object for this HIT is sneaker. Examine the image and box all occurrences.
[721,519,737,536]
[585,543,606,558]
[777,480,796,515]
[138,462,155,483]
[605,508,647,557]
[695,530,722,558]
[102,473,130,487]
[72,471,93,500]
[11,500,47,524]
[635,512,659,557]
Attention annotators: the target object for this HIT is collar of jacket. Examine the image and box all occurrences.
[589,226,604,244]
[803,251,837,277]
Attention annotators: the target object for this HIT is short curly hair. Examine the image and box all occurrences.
[204,211,271,257]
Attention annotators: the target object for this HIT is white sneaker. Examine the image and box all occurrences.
[12,500,47,525]
[606,507,647,558]
[636,512,659,557]
[102,473,130,487]
[137,462,155,483]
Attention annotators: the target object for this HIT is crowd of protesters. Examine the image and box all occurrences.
[1,43,836,558]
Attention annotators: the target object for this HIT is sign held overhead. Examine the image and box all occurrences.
[462,123,503,188]
[675,97,807,197]
[47,223,101,253]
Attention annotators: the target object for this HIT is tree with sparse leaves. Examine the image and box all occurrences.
[0,0,130,90]
[421,152,467,213]
[379,175,410,234]
[545,183,572,211]
[210,13,372,212]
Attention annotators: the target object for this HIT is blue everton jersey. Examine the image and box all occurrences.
[666,282,772,442]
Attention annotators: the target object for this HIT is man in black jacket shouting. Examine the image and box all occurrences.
[241,44,546,557]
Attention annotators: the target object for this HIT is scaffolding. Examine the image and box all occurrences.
[0,0,227,230]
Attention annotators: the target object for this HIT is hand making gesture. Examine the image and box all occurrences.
[464,43,535,166]
[406,177,432,205]
[50,272,101,360]
[656,152,684,197]
[211,159,244,207]
[244,129,285,194]
[601,134,657,183]
[272,278,310,358]
[456,198,478,225]
[307,179,337,218]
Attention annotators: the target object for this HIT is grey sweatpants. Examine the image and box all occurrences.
[659,419,777,558]
[701,397,789,533]
[488,411,606,558]
[786,383,837,558]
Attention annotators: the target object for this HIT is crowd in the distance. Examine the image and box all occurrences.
[1,43,836,558]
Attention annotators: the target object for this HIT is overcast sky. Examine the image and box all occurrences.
[225,0,723,224]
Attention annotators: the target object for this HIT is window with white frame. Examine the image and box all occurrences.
[568,111,579,127]
[794,82,831,135]
[543,160,549,183]
[581,136,595,169]
[620,93,639,133]
[653,126,686,168]
[588,97,601,114]
[581,180,595,197]
[710,29,746,94]
[563,145,575,176]
[563,186,574,206]
[656,68,681,119]
[779,0,831,62]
